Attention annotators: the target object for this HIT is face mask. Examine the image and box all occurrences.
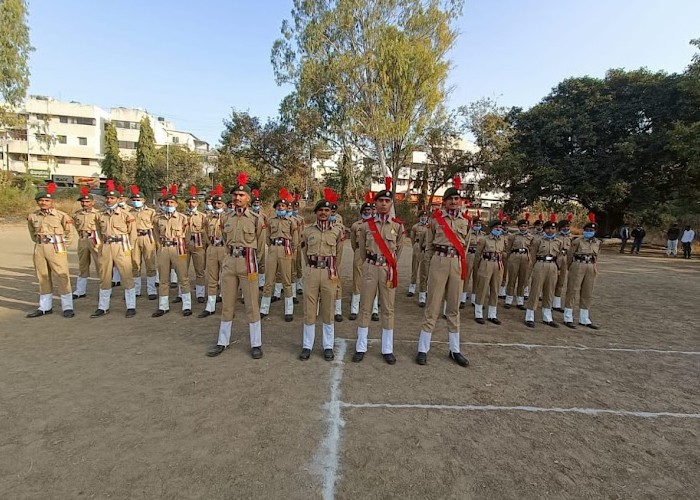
[276,209,287,217]
[118,201,126,207]
[292,210,298,216]
[205,203,213,211]
[187,207,197,213]
[213,208,224,214]
[286,210,293,217]
[519,229,528,235]
[163,206,176,213]
[491,229,502,237]
[131,200,143,209]
[543,232,556,240]
[583,230,596,239]
[106,203,118,211]
[473,226,481,232]
[361,213,372,220]
[252,205,260,212]
[560,229,570,235]
[419,217,428,224]
[329,215,336,222]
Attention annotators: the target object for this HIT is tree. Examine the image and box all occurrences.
[154,145,207,188]
[272,0,463,198]
[0,0,33,129]
[134,117,161,195]
[101,121,123,181]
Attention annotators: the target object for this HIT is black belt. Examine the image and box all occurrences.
[511,248,528,254]
[366,251,389,265]
[434,244,460,258]
[536,255,557,262]
[160,240,179,247]
[482,252,501,261]
[467,247,476,254]
[228,246,249,257]
[271,238,289,246]
[137,229,151,236]
[307,255,332,268]
[560,249,568,256]
[104,236,124,243]
[574,254,596,263]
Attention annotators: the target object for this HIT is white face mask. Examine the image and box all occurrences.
[163,206,176,213]
[213,208,224,214]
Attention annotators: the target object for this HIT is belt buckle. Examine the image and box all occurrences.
[318,260,326,269]
[448,248,456,256]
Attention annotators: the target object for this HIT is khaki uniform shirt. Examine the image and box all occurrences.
[529,236,563,266]
[185,210,207,247]
[267,215,299,250]
[424,210,469,260]
[410,223,430,250]
[129,206,156,231]
[357,215,405,261]
[505,231,534,261]
[350,219,365,252]
[97,207,136,242]
[302,222,343,259]
[567,237,601,267]
[73,208,100,236]
[222,208,265,256]
[28,209,74,246]
[204,212,226,244]
[475,234,506,264]
[154,211,188,242]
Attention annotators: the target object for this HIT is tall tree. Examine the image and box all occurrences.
[272,0,463,198]
[0,0,33,129]
[134,117,160,195]
[101,121,123,181]
[154,145,207,188]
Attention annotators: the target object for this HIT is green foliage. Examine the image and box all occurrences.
[154,145,208,189]
[134,117,161,195]
[0,171,35,216]
[101,121,123,182]
[0,0,33,128]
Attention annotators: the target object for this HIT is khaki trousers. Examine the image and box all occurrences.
[526,261,557,311]
[132,235,157,278]
[303,266,336,324]
[506,253,530,297]
[292,246,303,280]
[77,238,100,278]
[157,246,190,297]
[262,245,293,298]
[463,252,477,293]
[220,254,260,322]
[187,243,207,287]
[34,243,72,294]
[206,245,227,296]
[475,260,500,307]
[564,262,596,309]
[335,241,345,299]
[99,242,134,290]
[421,255,462,333]
[352,251,363,294]
[358,262,396,330]
[554,255,568,297]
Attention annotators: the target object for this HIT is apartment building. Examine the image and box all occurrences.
[1,96,209,186]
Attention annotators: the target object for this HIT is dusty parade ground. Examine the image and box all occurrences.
[1,222,699,499]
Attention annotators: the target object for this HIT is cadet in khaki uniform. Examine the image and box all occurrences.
[353,186,404,364]
[72,187,100,299]
[290,196,305,299]
[327,191,346,321]
[408,210,429,300]
[198,189,227,318]
[349,199,379,320]
[564,215,601,329]
[250,189,268,288]
[259,191,299,322]
[503,217,533,310]
[91,181,137,318]
[207,173,266,359]
[415,188,469,366]
[464,217,484,306]
[299,198,344,361]
[552,216,573,311]
[474,219,506,325]
[152,187,192,317]
[524,219,563,327]
[128,186,158,300]
[184,187,207,303]
[27,182,75,318]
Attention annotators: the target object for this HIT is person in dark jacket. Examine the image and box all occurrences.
[666,223,680,256]
[630,225,646,254]
[619,224,630,253]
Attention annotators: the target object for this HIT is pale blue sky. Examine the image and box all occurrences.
[27,0,700,146]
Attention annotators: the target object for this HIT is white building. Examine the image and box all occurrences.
[0,96,209,186]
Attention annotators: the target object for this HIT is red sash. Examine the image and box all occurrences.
[433,210,467,280]
[367,217,398,288]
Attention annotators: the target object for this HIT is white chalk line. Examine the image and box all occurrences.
[339,402,700,420]
[314,338,348,500]
[336,338,700,356]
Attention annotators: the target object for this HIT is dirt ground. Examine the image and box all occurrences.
[0,223,698,499]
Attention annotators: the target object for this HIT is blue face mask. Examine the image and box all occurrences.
[205,203,213,211]
[473,226,481,232]
[543,232,556,240]
[419,217,428,224]
[252,204,260,212]
[163,206,176,213]
[187,207,197,213]
[213,208,224,214]
[583,230,596,239]
[329,215,336,222]
[292,210,298,216]
[560,229,570,235]
[491,229,502,237]
[276,209,287,217]
[286,210,293,217]
[131,200,143,209]
[361,213,372,220]
[118,201,126,207]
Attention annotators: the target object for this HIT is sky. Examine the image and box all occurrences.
[26,0,700,147]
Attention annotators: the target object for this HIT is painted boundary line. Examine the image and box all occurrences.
[340,402,700,420]
[315,339,347,500]
[336,338,700,356]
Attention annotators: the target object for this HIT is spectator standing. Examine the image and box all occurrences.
[681,225,695,259]
[666,223,680,256]
[630,225,645,254]
[619,224,630,253]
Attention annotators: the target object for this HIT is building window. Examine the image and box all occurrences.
[56,135,67,144]
[172,136,179,144]
[57,157,67,164]
[76,117,95,126]
[118,140,137,149]
[81,158,90,166]
[130,121,139,130]
[59,116,68,123]
[78,137,87,146]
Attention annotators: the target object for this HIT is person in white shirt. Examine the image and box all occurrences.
[681,226,695,259]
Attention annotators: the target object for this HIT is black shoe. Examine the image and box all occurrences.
[169,282,178,289]
[207,344,226,357]
[504,303,512,309]
[416,352,427,365]
[197,296,205,304]
[260,312,268,319]
[216,296,222,303]
[172,296,182,303]
[582,323,600,330]
[297,289,303,295]
[543,320,559,328]
[90,309,108,318]
[525,320,535,328]
[125,308,136,318]
[459,302,466,309]
[112,281,121,287]
[371,313,379,322]
[284,314,293,322]
[335,314,344,323]
[383,353,396,365]
[271,296,280,303]
[349,313,357,320]
[27,309,52,318]
[135,294,141,298]
[498,295,506,299]
[553,307,564,313]
[198,310,214,318]
[418,302,426,308]
[407,291,415,297]
[251,346,263,359]
[63,309,75,318]
[152,309,169,317]
[155,282,160,288]
[475,317,485,324]
[517,305,526,311]
[352,351,365,363]
[299,348,311,361]
[183,309,192,317]
[148,294,157,300]
[72,293,86,299]
[488,317,502,325]
[564,322,576,329]
[449,351,469,367]
[324,349,335,361]
[292,297,299,304]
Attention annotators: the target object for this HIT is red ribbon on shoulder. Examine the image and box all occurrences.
[433,209,467,280]
[367,217,398,288]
